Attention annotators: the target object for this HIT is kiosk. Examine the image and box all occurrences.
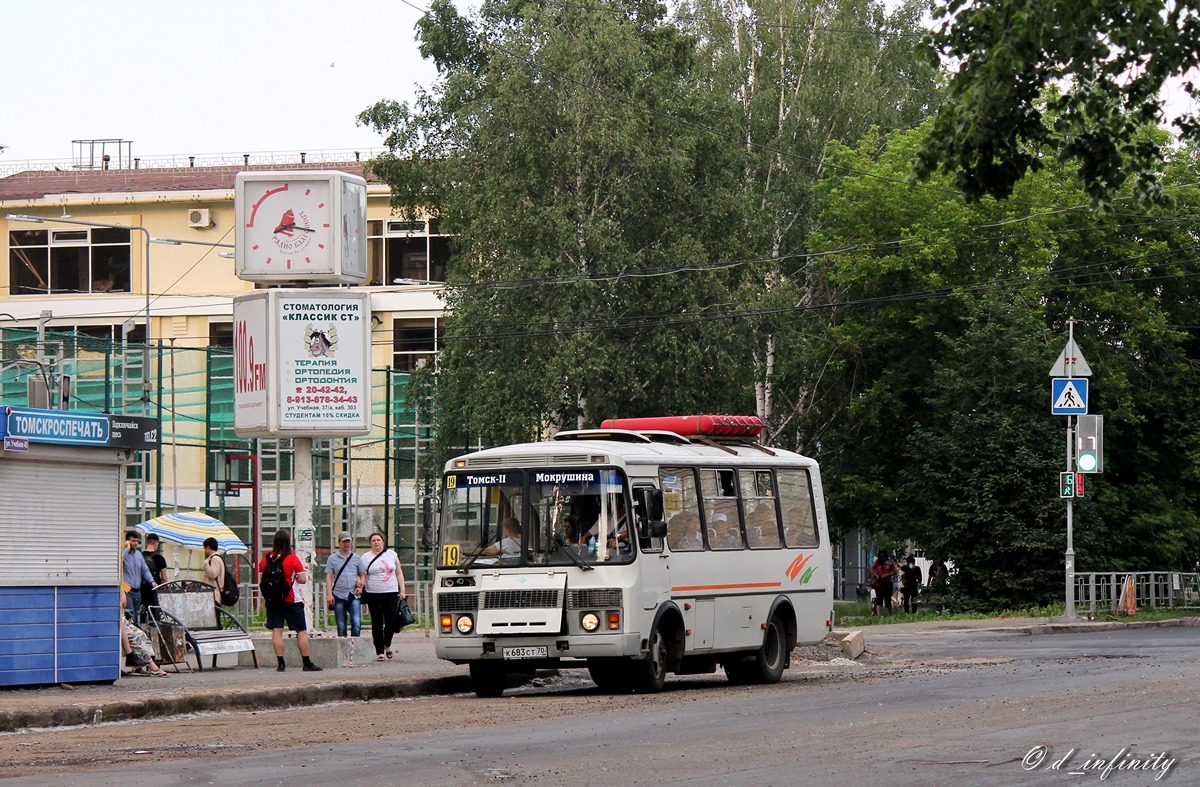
[0,407,157,686]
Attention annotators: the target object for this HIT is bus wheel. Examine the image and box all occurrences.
[754,614,788,684]
[725,614,787,685]
[468,661,507,698]
[633,626,668,693]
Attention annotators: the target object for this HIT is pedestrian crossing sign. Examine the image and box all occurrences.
[1051,378,1088,415]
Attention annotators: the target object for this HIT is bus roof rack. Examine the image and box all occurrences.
[553,428,653,443]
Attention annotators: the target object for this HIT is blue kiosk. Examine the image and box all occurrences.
[0,406,157,686]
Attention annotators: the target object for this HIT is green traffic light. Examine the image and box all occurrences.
[1077,452,1098,472]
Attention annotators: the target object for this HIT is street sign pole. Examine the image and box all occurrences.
[1064,416,1076,620]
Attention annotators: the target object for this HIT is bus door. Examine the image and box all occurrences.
[633,484,669,611]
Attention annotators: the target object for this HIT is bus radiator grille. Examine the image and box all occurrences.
[483,590,561,609]
[567,589,622,609]
[437,592,480,613]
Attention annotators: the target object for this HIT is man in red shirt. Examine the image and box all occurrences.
[258,529,322,672]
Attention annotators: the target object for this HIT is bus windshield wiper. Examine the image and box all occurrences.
[551,541,594,571]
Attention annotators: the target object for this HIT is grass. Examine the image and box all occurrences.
[834,599,1200,627]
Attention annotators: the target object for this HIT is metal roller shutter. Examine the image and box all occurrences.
[0,460,119,586]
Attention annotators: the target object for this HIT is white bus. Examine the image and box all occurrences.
[431,415,833,697]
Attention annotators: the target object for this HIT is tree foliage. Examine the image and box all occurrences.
[915,0,1200,206]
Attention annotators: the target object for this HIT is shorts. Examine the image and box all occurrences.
[265,601,307,631]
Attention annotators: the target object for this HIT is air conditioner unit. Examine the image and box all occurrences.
[187,208,213,228]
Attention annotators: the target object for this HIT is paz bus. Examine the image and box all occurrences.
[430,415,833,697]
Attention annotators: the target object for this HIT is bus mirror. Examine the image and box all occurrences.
[420,495,437,548]
[648,520,667,539]
[645,489,664,521]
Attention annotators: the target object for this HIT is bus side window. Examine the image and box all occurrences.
[659,467,703,551]
[701,468,743,550]
[740,469,781,548]
[778,468,819,547]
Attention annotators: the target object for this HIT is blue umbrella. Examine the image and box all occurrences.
[135,511,249,554]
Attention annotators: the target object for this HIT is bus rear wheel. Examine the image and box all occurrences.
[468,661,507,698]
[725,614,787,685]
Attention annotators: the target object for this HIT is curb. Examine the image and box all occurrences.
[0,675,467,734]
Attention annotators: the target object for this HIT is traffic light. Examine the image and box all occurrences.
[1060,472,1075,498]
[1076,414,1104,473]
[1075,472,1085,498]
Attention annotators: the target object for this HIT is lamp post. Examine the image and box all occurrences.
[6,213,154,398]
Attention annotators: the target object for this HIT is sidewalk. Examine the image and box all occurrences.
[0,630,466,734]
[3,616,1196,733]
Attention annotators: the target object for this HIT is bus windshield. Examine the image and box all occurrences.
[437,467,634,568]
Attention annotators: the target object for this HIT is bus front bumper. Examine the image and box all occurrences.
[435,632,643,664]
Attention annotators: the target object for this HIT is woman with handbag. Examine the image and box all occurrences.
[360,532,406,661]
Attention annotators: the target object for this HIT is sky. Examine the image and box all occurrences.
[0,0,439,164]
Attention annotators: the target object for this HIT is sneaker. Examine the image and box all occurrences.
[277,664,286,672]
[303,662,323,672]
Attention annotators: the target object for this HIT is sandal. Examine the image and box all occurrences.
[147,668,169,677]
[376,654,385,661]
[386,649,393,659]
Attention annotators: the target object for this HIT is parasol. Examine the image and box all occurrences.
[134,511,249,554]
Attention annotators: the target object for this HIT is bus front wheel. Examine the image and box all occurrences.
[632,625,668,693]
[468,661,507,698]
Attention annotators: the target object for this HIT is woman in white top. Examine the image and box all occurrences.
[360,532,406,660]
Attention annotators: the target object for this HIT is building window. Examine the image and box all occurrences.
[209,322,234,348]
[8,228,132,295]
[366,219,449,286]
[392,318,440,371]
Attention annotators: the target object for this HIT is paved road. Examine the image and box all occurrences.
[2,626,1194,785]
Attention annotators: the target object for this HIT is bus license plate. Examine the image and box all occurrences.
[503,646,547,660]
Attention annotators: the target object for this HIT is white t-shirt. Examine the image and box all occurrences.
[360,549,402,593]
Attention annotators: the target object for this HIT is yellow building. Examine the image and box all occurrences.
[0,152,444,563]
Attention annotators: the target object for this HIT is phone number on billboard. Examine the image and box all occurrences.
[302,385,350,394]
[285,395,360,404]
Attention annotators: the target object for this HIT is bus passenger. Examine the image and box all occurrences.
[745,504,781,548]
[668,511,703,551]
[712,513,741,549]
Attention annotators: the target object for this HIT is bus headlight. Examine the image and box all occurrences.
[456,614,475,634]
[580,612,601,632]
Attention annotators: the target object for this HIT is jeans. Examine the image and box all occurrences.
[333,594,362,637]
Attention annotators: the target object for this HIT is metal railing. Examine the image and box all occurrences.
[1075,571,1200,616]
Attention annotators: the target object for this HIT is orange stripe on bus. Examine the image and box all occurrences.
[671,582,783,592]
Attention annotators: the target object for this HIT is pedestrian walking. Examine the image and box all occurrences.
[325,531,365,638]
[257,529,322,673]
[900,555,922,614]
[360,532,405,661]
[869,549,899,616]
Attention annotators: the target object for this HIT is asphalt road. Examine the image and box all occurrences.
[3,627,1195,786]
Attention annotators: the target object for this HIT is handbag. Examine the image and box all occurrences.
[397,596,416,628]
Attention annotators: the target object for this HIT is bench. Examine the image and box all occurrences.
[152,580,258,671]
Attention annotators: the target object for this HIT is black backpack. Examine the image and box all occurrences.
[219,563,240,606]
[259,554,288,603]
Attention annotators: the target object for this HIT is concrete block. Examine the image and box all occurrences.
[237,633,373,669]
[839,629,865,659]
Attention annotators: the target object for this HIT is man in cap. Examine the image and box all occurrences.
[325,531,365,637]
[140,533,170,613]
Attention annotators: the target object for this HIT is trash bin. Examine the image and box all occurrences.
[144,622,187,664]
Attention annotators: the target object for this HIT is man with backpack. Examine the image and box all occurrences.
[258,529,322,672]
[203,537,241,607]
